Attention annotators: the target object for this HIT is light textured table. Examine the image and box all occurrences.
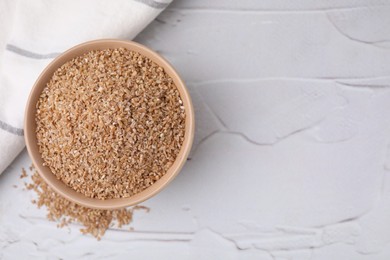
[2,1,390,259]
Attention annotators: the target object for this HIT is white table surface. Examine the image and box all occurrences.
[2,1,390,259]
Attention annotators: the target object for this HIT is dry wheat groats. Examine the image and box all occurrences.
[23,166,148,240]
[35,48,185,200]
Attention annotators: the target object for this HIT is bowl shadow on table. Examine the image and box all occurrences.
[185,85,225,161]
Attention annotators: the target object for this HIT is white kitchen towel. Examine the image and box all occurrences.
[0,0,172,174]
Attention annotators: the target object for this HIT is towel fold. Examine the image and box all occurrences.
[0,0,172,174]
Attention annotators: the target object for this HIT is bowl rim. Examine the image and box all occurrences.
[24,39,195,209]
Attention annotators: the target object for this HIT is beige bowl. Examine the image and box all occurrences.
[24,39,194,209]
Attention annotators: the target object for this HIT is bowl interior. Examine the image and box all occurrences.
[24,40,194,209]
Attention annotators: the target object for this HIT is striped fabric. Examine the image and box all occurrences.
[0,0,172,174]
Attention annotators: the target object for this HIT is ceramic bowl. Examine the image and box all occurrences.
[24,39,194,209]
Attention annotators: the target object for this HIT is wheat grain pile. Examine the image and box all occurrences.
[23,166,148,240]
[35,48,185,199]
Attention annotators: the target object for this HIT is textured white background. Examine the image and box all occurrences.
[2,1,390,259]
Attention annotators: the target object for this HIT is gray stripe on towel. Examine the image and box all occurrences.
[134,0,170,9]
[6,44,59,59]
[0,120,24,136]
